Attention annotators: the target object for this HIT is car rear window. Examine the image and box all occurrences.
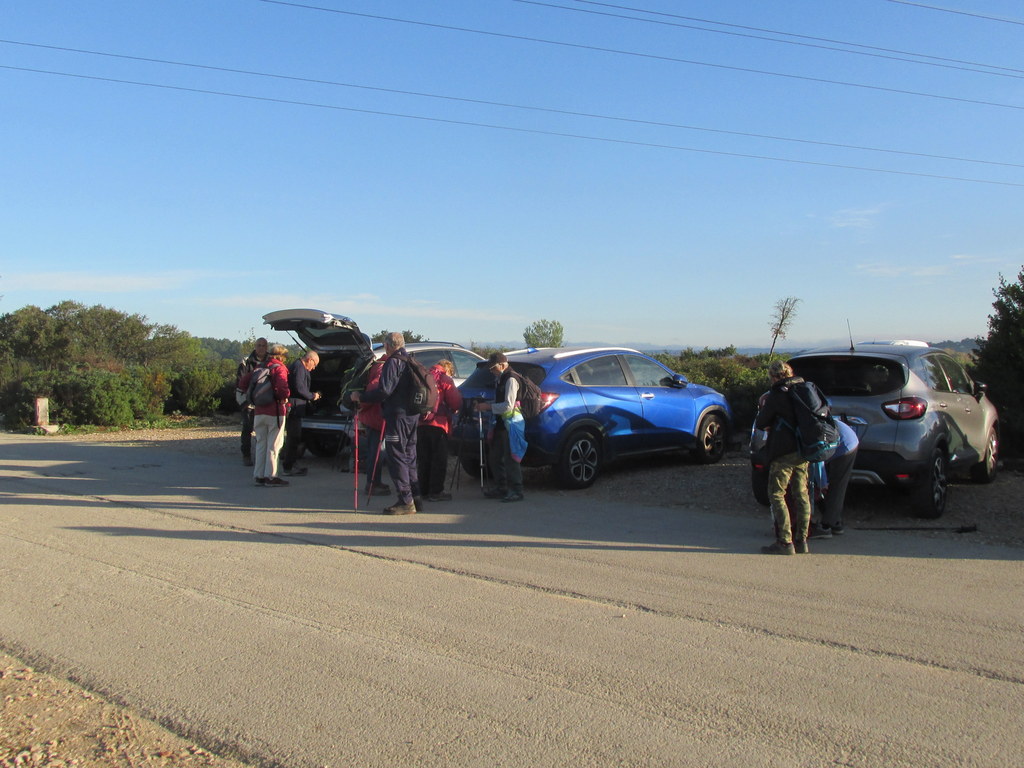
[790,356,905,397]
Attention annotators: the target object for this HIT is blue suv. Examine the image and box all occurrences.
[455,347,735,489]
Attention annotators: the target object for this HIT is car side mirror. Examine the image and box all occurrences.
[669,374,689,389]
[973,380,988,401]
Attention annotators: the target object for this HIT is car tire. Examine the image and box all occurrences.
[556,429,601,489]
[692,413,726,464]
[460,453,492,481]
[912,446,948,519]
[969,427,999,484]
[303,433,343,458]
[751,465,770,506]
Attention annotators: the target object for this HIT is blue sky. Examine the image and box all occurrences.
[3,0,1022,349]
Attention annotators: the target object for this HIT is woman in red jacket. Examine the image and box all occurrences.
[417,360,463,501]
[239,343,291,487]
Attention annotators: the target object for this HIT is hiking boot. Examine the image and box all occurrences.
[483,487,508,499]
[794,539,810,554]
[383,502,416,515]
[807,522,832,539]
[264,477,290,487]
[761,540,796,555]
[426,492,452,502]
[284,466,308,476]
[501,491,524,503]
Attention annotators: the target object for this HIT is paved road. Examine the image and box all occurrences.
[1,433,1021,767]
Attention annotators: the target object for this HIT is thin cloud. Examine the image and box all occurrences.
[200,293,523,323]
[2,271,202,292]
[829,206,886,229]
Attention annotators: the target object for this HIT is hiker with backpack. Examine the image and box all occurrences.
[474,352,527,504]
[754,360,815,555]
[235,337,269,467]
[350,332,423,515]
[237,343,291,487]
[417,359,463,502]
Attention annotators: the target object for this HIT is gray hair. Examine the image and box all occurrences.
[386,331,405,350]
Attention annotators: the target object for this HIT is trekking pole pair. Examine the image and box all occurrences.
[353,414,385,510]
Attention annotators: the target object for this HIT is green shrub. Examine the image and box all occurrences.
[169,364,226,416]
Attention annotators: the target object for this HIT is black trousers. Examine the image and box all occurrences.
[417,425,449,496]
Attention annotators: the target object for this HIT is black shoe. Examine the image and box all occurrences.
[807,523,832,539]
[426,493,452,502]
[254,477,267,486]
[761,540,796,555]
[826,523,845,535]
[264,477,290,487]
[483,487,507,499]
[501,491,524,503]
[284,466,308,476]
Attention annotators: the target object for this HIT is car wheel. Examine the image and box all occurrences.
[556,430,601,489]
[751,465,769,506]
[969,427,999,484]
[912,446,948,519]
[303,433,343,458]
[460,453,492,481]
[692,413,726,464]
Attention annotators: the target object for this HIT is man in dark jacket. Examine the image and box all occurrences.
[474,352,524,503]
[236,338,268,466]
[351,332,422,515]
[754,360,813,554]
[281,351,321,476]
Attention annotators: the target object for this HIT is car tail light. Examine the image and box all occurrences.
[882,397,928,420]
[540,392,559,412]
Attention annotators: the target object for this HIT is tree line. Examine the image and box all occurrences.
[2,277,1022,455]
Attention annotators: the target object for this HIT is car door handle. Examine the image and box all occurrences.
[640,392,655,400]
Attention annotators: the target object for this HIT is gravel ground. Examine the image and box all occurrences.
[3,419,1022,767]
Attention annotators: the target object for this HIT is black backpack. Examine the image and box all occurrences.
[510,370,544,420]
[246,365,276,407]
[402,356,439,416]
[786,380,840,462]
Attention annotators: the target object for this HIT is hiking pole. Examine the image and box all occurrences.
[353,412,360,510]
[447,410,461,493]
[478,407,485,489]
[366,420,386,504]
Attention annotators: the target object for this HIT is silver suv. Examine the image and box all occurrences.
[786,341,999,518]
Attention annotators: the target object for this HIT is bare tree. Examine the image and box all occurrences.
[768,297,801,357]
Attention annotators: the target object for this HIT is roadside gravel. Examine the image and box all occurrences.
[3,420,1021,767]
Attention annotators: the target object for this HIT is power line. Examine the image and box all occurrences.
[885,0,1024,26]
[254,0,1024,112]
[4,64,1022,188]
[4,38,1021,170]
[518,0,1024,78]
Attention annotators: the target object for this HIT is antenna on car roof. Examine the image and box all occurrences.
[847,320,855,354]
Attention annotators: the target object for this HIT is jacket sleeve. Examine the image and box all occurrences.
[272,362,290,401]
[442,375,462,412]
